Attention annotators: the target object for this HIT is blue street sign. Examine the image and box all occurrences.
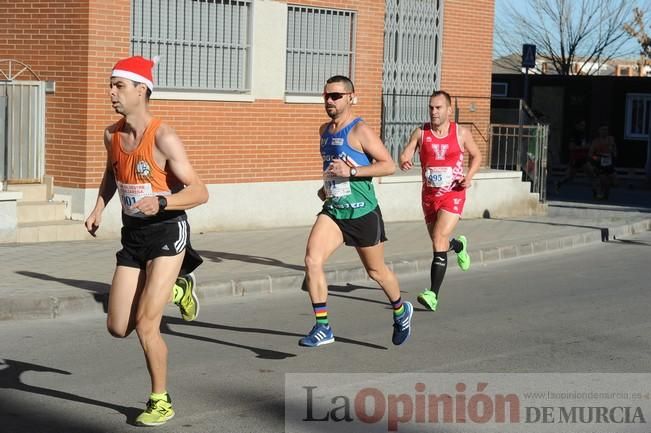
[522,44,536,68]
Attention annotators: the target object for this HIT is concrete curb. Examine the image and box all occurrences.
[195,217,651,298]
[3,292,106,321]
[474,219,651,264]
[5,218,651,321]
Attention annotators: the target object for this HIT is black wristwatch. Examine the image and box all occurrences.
[350,167,358,177]
[157,195,167,213]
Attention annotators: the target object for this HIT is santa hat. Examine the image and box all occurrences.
[111,55,159,91]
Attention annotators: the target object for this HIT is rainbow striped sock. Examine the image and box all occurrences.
[312,302,329,326]
[391,297,405,317]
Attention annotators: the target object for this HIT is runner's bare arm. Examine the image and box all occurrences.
[159,125,208,210]
[459,125,482,188]
[399,127,421,171]
[588,138,598,158]
[317,187,326,201]
[610,136,617,158]
[316,122,329,200]
[133,124,208,214]
[345,121,396,178]
[84,128,117,235]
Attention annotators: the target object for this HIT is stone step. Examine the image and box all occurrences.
[17,201,66,223]
[7,183,49,201]
[16,220,94,243]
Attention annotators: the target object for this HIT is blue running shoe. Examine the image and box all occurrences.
[392,301,413,345]
[299,324,335,347]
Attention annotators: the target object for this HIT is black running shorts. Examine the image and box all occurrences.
[321,206,387,248]
[116,217,203,274]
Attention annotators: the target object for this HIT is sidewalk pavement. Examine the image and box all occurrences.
[1,197,650,321]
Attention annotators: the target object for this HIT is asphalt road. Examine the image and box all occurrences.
[1,230,651,433]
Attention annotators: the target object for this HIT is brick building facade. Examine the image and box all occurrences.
[1,0,495,234]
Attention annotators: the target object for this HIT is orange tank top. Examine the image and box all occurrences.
[111,118,179,218]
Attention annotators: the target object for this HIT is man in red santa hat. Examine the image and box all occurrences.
[85,55,209,426]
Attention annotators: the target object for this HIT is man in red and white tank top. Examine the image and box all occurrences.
[400,90,482,312]
[84,56,209,427]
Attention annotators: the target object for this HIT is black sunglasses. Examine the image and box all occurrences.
[323,92,351,101]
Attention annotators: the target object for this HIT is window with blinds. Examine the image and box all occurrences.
[286,5,356,95]
[131,0,251,92]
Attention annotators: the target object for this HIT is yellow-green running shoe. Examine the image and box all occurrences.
[456,235,470,271]
[417,290,438,311]
[175,273,199,321]
[135,394,175,426]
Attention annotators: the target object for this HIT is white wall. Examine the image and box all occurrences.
[58,170,544,239]
[250,0,287,99]
[0,191,21,242]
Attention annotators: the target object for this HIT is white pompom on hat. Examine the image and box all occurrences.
[111,55,160,91]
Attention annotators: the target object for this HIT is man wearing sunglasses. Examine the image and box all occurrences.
[299,75,413,348]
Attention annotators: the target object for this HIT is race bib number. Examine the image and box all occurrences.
[117,181,153,217]
[600,155,612,167]
[323,174,351,198]
[425,167,453,188]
